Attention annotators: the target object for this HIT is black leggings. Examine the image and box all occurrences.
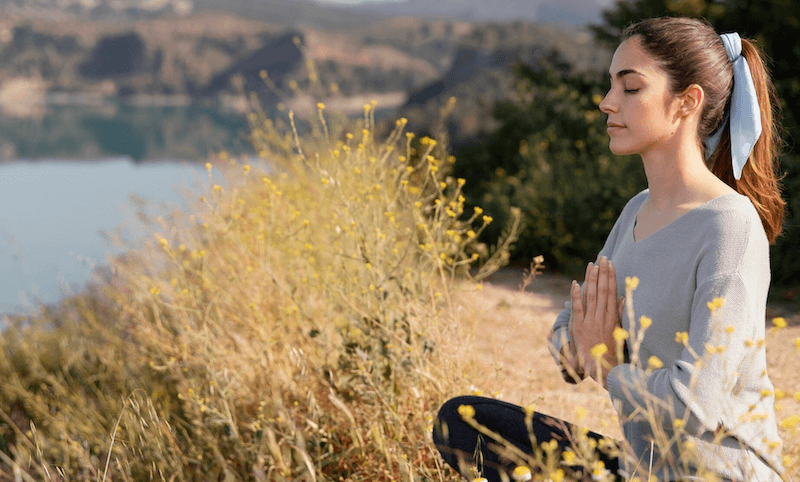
[433,395,622,481]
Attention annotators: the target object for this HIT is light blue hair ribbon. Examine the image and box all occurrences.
[703,32,762,180]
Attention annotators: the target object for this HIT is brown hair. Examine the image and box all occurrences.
[622,17,784,243]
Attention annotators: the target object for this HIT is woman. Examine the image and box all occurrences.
[433,17,787,482]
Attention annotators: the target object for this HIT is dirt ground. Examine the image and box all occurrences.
[451,267,800,467]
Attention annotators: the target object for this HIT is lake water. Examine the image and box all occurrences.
[0,100,398,318]
[0,100,253,317]
[0,158,227,316]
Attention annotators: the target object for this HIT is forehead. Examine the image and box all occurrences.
[609,36,666,80]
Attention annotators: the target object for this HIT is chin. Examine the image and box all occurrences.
[608,139,636,156]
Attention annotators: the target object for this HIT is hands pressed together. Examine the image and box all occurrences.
[565,256,625,388]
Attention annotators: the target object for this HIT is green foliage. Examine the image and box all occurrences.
[592,0,800,287]
[455,58,645,275]
[456,0,800,286]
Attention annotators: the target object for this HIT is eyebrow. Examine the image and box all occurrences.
[609,69,645,80]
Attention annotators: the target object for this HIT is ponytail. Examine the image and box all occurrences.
[709,38,784,243]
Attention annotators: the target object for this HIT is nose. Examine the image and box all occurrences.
[598,90,616,114]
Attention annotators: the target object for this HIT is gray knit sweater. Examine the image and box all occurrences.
[550,190,785,481]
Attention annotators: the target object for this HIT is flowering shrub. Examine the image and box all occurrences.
[0,103,518,480]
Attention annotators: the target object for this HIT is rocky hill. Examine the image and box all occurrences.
[0,3,610,154]
[339,0,605,25]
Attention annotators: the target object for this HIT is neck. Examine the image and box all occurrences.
[639,134,716,210]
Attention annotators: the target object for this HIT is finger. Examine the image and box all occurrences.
[582,261,593,306]
[617,296,625,322]
[585,261,598,315]
[604,259,618,323]
[595,257,609,319]
[571,280,584,326]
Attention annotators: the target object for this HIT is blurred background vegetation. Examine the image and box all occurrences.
[452,0,800,291]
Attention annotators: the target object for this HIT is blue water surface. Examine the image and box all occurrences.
[0,158,225,316]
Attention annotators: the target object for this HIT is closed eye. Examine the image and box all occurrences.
[624,88,640,94]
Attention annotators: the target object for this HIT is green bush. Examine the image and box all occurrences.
[454,61,646,276]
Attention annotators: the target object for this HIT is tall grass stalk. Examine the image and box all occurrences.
[0,102,519,480]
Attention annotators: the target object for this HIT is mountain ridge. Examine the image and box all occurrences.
[0,0,606,27]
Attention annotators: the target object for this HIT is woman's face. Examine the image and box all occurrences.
[599,36,683,157]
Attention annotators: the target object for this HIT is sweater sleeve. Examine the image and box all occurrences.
[607,273,762,431]
[605,204,774,445]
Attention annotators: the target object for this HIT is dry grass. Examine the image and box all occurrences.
[0,103,518,481]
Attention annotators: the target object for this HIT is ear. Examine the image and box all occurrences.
[676,84,704,118]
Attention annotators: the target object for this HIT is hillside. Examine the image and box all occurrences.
[0,5,610,156]
[329,0,605,25]
[0,0,384,29]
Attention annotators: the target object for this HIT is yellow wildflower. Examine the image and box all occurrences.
[639,316,652,329]
[613,326,629,342]
[457,404,475,420]
[780,415,800,430]
[772,317,787,329]
[675,332,689,344]
[591,461,610,480]
[591,343,608,359]
[512,465,532,481]
[524,403,536,417]
[648,356,664,369]
[707,297,725,312]
[625,276,639,290]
